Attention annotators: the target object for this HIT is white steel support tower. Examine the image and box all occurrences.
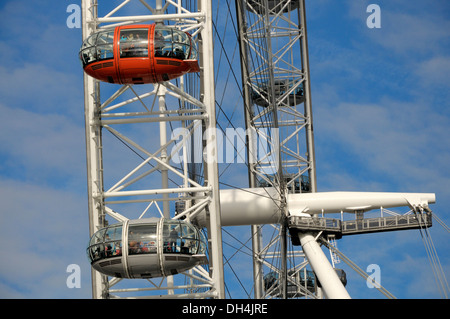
[82,0,225,299]
[236,0,317,298]
[234,0,437,299]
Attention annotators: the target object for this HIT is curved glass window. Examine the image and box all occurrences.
[87,224,123,263]
[96,31,114,61]
[79,30,115,67]
[154,26,197,60]
[87,218,206,266]
[128,224,157,255]
[119,28,149,58]
[162,220,206,255]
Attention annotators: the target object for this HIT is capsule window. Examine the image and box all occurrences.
[119,29,149,58]
[96,31,115,61]
[80,46,97,66]
[88,219,206,268]
[162,220,206,255]
[79,30,115,66]
[154,27,196,60]
[83,33,97,48]
[104,225,123,257]
[87,225,123,263]
[89,228,106,246]
[128,224,157,255]
[171,29,190,60]
[154,28,172,58]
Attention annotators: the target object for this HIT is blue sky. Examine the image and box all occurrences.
[0,0,448,299]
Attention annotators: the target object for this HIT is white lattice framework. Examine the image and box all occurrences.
[82,0,225,299]
[236,0,317,298]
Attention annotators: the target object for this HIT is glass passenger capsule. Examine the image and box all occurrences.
[317,269,347,288]
[247,0,299,14]
[252,79,305,107]
[264,269,317,297]
[79,24,200,84]
[87,218,207,279]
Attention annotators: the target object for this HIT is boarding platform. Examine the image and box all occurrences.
[289,211,432,245]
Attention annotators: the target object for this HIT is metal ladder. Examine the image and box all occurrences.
[327,235,340,267]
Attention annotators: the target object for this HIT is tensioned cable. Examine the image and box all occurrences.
[414,209,449,298]
[214,0,301,298]
[320,238,396,299]
[224,0,282,189]
[433,212,450,233]
[211,12,284,204]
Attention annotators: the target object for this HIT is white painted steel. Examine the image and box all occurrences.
[194,188,435,227]
[82,0,225,299]
[194,187,282,227]
[236,0,317,298]
[82,0,104,300]
[299,233,351,299]
[199,0,226,298]
[287,191,436,216]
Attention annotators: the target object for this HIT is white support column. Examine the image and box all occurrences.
[82,0,104,299]
[82,0,225,299]
[199,0,225,298]
[299,233,351,299]
[157,83,174,294]
[299,0,317,193]
[236,0,317,298]
[157,86,170,217]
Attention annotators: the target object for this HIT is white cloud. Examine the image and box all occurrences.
[0,179,91,298]
[0,63,82,116]
[371,11,448,57]
[315,99,450,193]
[346,0,450,55]
[415,56,450,86]
[0,103,86,188]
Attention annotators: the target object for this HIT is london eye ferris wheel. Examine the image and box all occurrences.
[80,0,445,299]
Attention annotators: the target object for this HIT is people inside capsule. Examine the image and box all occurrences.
[80,26,193,64]
[152,26,193,60]
[87,218,207,278]
[119,29,149,58]
[79,24,199,84]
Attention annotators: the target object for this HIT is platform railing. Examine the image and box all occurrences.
[288,212,432,238]
[341,212,432,235]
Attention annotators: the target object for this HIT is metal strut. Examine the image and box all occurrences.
[320,237,396,299]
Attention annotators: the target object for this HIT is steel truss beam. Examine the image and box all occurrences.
[236,0,316,299]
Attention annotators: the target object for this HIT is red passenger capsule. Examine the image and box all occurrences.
[79,24,200,84]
